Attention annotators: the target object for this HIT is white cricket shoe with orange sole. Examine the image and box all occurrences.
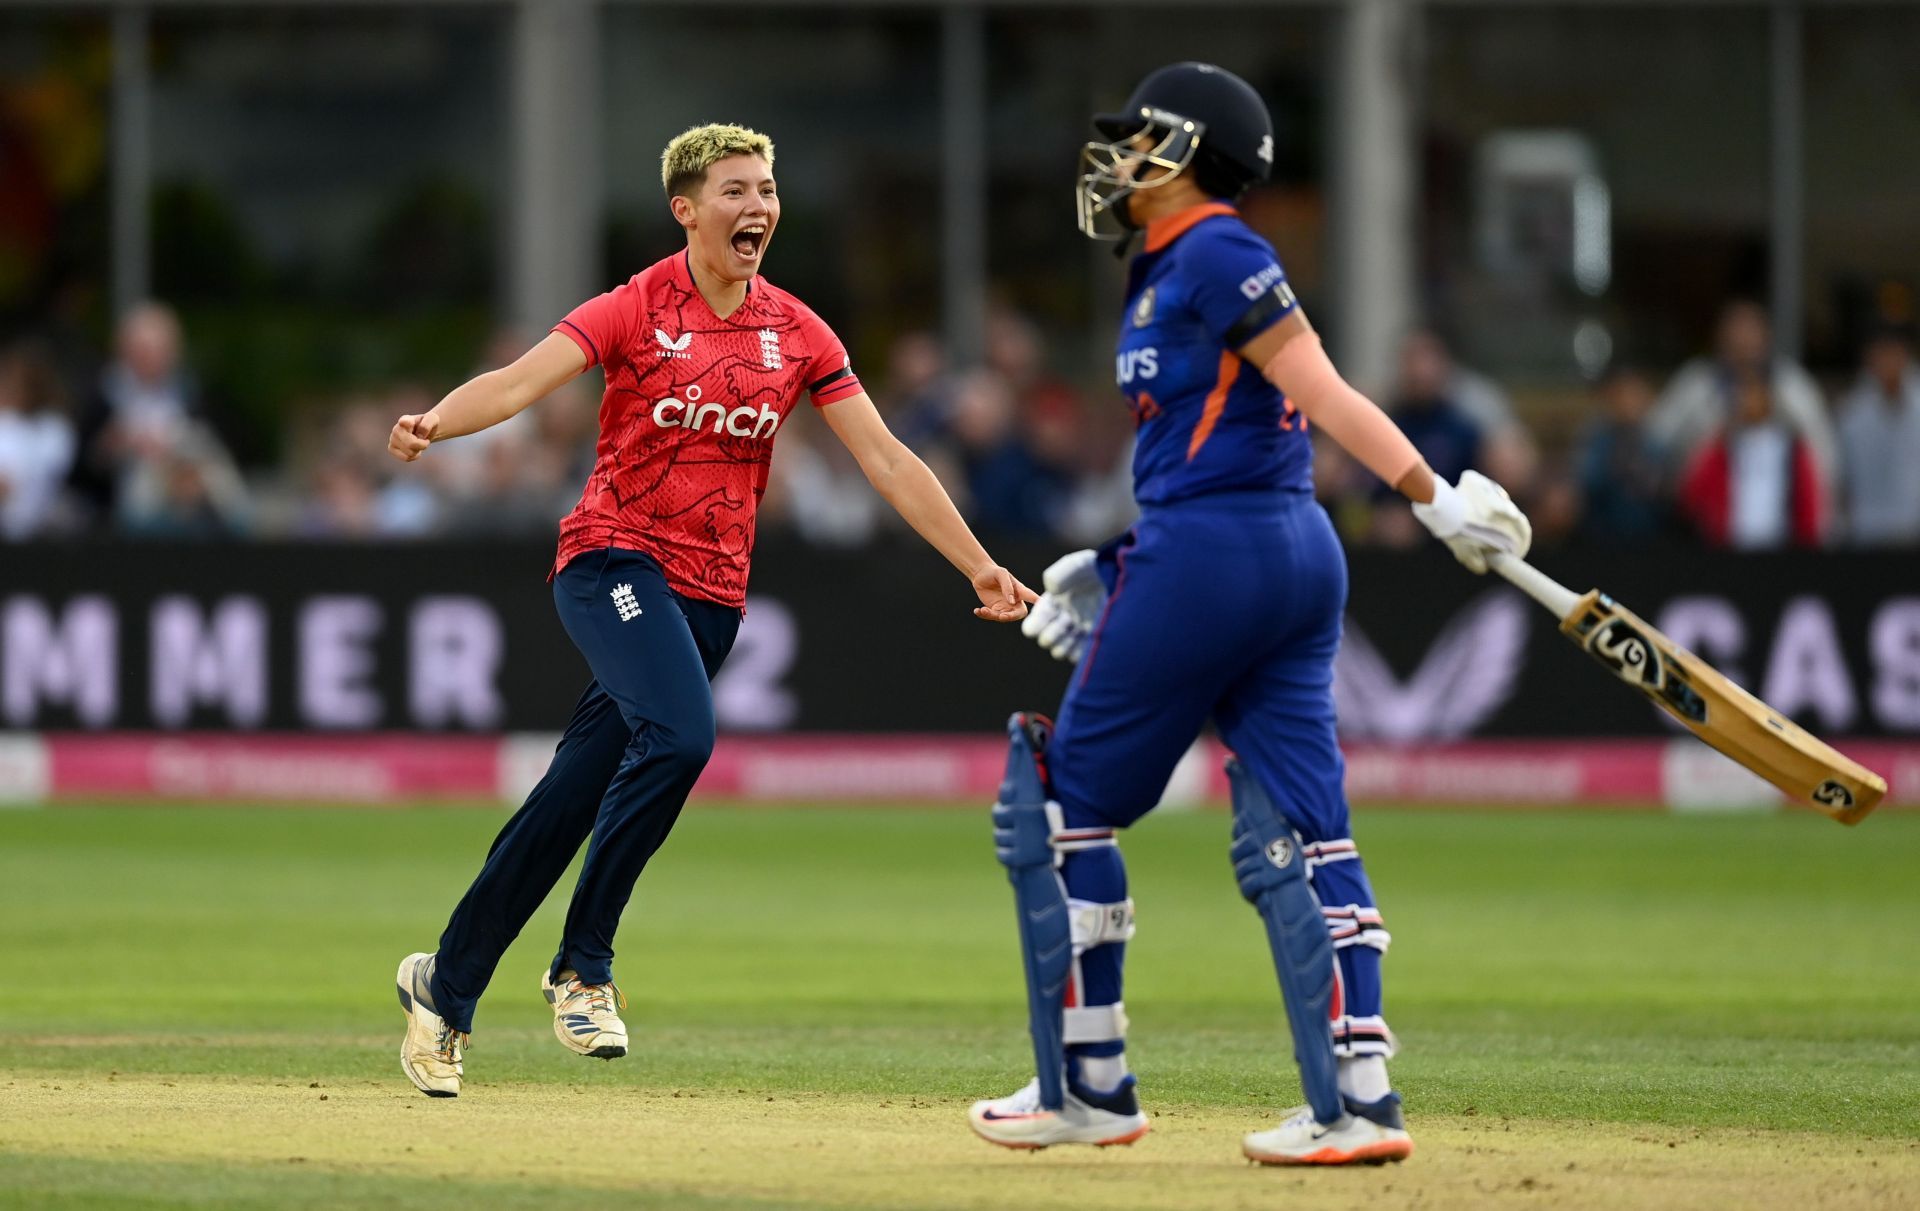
[968,1071,1150,1150]
[1242,1093,1414,1166]
[540,969,629,1059]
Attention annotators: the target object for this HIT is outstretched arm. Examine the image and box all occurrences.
[1239,309,1530,572]
[1238,310,1434,500]
[818,393,1037,622]
[388,331,588,461]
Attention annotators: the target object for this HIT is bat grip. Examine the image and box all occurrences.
[1488,554,1582,620]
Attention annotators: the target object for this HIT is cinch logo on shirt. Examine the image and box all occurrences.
[650,384,782,439]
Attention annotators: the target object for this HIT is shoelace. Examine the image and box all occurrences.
[568,979,627,1015]
[432,1024,470,1063]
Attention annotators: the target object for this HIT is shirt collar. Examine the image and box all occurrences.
[676,249,755,321]
[1142,202,1238,253]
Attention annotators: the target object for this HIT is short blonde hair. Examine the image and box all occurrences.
[661,123,775,199]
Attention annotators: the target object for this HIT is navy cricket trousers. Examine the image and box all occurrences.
[430,547,739,1033]
[1048,488,1352,842]
[1043,491,1396,1060]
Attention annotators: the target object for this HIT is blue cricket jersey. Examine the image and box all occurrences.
[1114,203,1309,505]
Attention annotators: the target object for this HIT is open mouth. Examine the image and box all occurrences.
[731,224,767,260]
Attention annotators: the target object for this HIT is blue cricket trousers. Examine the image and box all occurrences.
[1046,490,1394,1059]
[431,547,739,1033]
[1049,488,1352,841]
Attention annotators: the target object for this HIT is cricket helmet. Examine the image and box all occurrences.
[1076,62,1275,241]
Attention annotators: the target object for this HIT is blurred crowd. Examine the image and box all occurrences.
[4,297,1919,551]
[1319,300,1920,554]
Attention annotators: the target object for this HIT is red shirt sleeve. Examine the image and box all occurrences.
[798,313,863,407]
[553,278,644,370]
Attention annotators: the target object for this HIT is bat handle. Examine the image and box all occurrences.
[1488,553,1582,620]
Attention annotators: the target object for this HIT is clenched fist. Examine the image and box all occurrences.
[388,412,442,462]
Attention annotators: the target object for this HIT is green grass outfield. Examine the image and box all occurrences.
[2,803,1917,1210]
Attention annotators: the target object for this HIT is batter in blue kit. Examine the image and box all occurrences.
[968,62,1534,1164]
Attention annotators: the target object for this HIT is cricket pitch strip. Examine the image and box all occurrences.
[4,1072,1916,1210]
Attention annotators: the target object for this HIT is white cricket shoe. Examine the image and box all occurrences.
[540,969,629,1059]
[395,952,466,1098]
[968,1069,1150,1150]
[1242,1094,1413,1166]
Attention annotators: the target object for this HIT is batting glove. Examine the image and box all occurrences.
[1412,470,1532,574]
[1020,548,1105,663]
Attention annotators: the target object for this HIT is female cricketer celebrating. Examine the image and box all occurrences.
[968,64,1531,1164]
[386,124,1033,1098]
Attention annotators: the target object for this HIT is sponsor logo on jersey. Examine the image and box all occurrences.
[1132,287,1156,328]
[1239,262,1287,300]
[758,328,783,370]
[1115,347,1159,385]
[654,329,694,359]
[650,384,782,440]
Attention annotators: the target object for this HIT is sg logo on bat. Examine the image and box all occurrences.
[1811,780,1856,810]
[1585,617,1664,691]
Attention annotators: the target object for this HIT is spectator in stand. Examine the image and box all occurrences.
[1037,384,1140,545]
[1835,324,1920,546]
[1012,331,1136,535]
[0,341,78,539]
[117,422,251,537]
[70,302,236,522]
[984,306,1049,402]
[1385,330,1484,483]
[1649,300,1836,488]
[944,368,1066,536]
[1675,368,1826,549]
[528,377,601,518]
[882,330,957,450]
[1441,343,1539,500]
[1574,365,1669,542]
[297,451,385,538]
[441,418,571,537]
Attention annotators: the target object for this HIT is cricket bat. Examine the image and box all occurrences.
[1489,554,1887,825]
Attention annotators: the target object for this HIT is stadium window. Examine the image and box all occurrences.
[1420,5,1772,386]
